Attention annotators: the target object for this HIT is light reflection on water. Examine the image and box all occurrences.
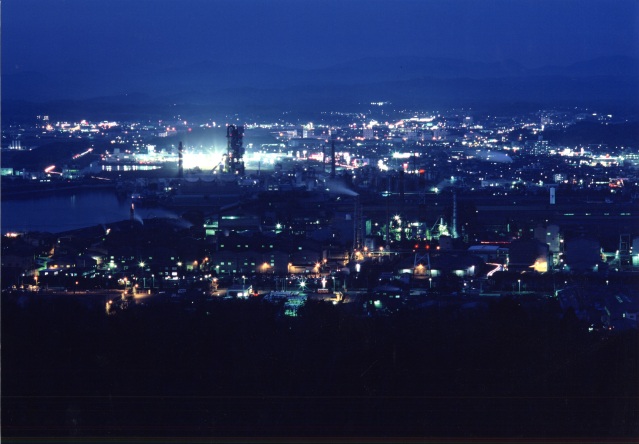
[101,164,162,172]
[2,190,181,234]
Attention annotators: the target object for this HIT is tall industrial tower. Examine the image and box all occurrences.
[354,195,363,252]
[178,141,184,178]
[330,137,336,178]
[226,125,245,175]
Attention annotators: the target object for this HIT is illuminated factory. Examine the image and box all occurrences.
[224,124,245,175]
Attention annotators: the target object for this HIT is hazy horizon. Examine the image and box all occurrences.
[3,0,639,116]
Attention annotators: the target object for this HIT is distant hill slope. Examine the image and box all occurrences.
[3,56,638,120]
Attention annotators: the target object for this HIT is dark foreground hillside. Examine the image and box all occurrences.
[2,295,637,439]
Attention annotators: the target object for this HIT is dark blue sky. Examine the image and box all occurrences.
[4,0,638,74]
[2,0,639,109]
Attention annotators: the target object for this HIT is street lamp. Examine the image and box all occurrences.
[429,277,432,289]
[518,279,521,294]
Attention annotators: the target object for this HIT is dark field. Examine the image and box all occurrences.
[2,293,637,439]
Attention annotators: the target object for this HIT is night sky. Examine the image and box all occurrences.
[2,0,639,105]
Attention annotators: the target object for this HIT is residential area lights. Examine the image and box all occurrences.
[2,106,638,329]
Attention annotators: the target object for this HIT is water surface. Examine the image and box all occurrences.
[2,190,180,234]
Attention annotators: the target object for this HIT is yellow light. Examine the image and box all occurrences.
[531,259,548,273]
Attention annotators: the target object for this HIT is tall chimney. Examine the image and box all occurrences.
[178,141,183,178]
[331,138,336,178]
[399,171,405,241]
[322,144,326,174]
[451,190,459,239]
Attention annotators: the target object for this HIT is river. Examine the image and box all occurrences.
[2,189,182,234]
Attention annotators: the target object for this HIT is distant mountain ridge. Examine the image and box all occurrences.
[3,56,638,119]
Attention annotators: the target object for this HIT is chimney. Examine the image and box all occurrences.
[178,141,183,178]
[451,190,459,239]
[331,138,336,178]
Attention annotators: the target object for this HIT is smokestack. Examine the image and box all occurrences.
[399,171,405,241]
[354,195,363,251]
[322,144,326,174]
[452,190,459,239]
[178,141,183,178]
[331,138,336,178]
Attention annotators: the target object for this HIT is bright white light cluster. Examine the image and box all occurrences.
[182,150,225,170]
